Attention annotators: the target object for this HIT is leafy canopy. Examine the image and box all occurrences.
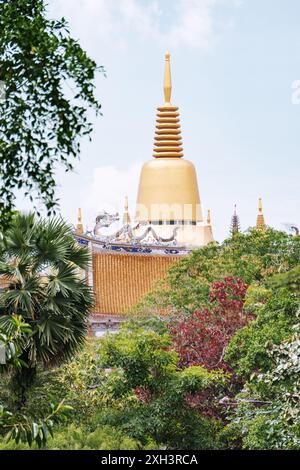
[0,312,72,448]
[97,324,227,449]
[221,266,300,450]
[225,289,299,377]
[0,0,102,225]
[134,228,300,316]
[0,212,94,400]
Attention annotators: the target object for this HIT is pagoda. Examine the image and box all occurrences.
[74,53,213,328]
[135,51,212,246]
[230,204,241,235]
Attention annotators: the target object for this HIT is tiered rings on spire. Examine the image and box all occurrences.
[153,106,183,158]
[153,52,183,158]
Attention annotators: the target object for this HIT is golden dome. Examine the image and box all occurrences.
[135,52,203,225]
[136,158,202,222]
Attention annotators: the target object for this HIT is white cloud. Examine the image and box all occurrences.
[82,161,142,221]
[163,0,216,49]
[49,0,239,51]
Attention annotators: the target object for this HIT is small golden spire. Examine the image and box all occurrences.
[164,51,172,105]
[207,209,211,225]
[123,196,131,225]
[256,197,265,229]
[76,208,84,235]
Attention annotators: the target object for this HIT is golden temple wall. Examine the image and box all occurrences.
[92,251,179,314]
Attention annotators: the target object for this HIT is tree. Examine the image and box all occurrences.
[96,324,227,449]
[267,264,300,296]
[166,277,251,421]
[0,314,71,448]
[169,277,251,371]
[221,321,300,450]
[134,229,300,316]
[0,0,103,226]
[0,213,94,404]
[220,266,300,450]
[224,290,299,378]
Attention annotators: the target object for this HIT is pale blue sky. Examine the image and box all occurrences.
[19,0,300,241]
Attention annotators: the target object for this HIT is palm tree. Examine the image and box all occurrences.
[0,213,94,404]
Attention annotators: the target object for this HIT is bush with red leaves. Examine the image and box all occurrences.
[169,277,252,371]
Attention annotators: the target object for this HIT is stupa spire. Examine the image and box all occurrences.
[136,51,203,227]
[256,197,265,229]
[153,52,183,159]
[76,208,84,235]
[123,195,131,225]
[164,51,172,105]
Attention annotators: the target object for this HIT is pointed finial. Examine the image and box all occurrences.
[207,209,211,225]
[164,51,172,105]
[256,197,265,229]
[76,208,84,235]
[123,196,131,225]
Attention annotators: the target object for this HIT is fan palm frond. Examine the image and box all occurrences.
[0,213,94,375]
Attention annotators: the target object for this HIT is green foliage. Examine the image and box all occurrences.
[46,424,142,450]
[267,264,300,296]
[135,229,300,315]
[96,324,226,449]
[243,284,272,311]
[0,314,31,371]
[17,340,107,421]
[1,228,299,450]
[225,290,299,377]
[0,0,103,225]
[222,261,300,450]
[0,310,72,448]
[99,327,177,392]
[0,213,94,402]
[222,324,300,450]
[0,423,145,450]
[0,400,72,449]
[133,230,300,450]
[0,328,226,450]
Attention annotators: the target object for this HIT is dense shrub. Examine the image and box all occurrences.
[169,277,251,370]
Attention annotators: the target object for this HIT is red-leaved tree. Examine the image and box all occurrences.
[169,277,251,371]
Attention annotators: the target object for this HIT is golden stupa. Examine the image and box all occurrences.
[73,52,214,324]
[135,52,211,247]
[256,197,266,229]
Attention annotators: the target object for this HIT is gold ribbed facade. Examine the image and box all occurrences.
[92,251,179,314]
